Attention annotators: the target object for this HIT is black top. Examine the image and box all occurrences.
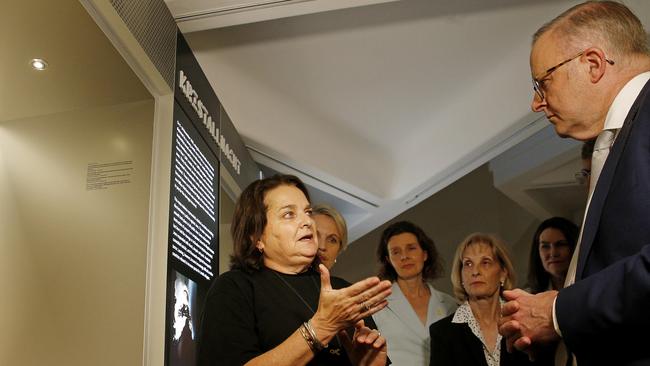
[429,314,551,366]
[198,267,376,366]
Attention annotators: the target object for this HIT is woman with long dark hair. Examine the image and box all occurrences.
[526,217,579,293]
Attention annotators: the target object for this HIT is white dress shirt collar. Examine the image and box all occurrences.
[604,71,650,131]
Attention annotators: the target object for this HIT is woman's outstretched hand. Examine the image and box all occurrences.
[340,320,388,366]
[311,264,392,345]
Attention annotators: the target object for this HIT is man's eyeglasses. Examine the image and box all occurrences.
[532,50,615,101]
[575,168,591,185]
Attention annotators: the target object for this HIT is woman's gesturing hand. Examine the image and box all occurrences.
[311,264,392,345]
[340,320,388,366]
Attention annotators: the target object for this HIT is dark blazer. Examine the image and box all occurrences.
[556,77,650,366]
[429,314,538,366]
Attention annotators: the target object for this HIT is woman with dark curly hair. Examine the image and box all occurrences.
[198,174,392,366]
[526,217,579,293]
[373,221,457,366]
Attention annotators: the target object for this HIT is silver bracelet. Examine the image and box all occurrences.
[298,323,318,352]
[303,320,326,352]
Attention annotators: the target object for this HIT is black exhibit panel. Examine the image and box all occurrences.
[169,109,218,282]
[165,32,261,366]
[166,102,220,366]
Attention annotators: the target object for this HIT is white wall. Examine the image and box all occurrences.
[0,99,154,365]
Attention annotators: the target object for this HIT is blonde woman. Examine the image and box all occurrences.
[312,204,348,269]
[429,233,539,366]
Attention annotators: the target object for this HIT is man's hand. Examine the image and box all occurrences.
[498,289,561,359]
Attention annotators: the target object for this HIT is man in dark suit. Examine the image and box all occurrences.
[498,2,650,365]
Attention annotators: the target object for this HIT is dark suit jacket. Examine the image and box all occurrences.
[556,77,650,366]
[430,314,541,366]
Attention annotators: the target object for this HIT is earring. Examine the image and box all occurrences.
[500,280,504,287]
[334,258,337,264]
[258,247,264,254]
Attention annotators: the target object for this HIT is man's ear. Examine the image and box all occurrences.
[583,46,609,83]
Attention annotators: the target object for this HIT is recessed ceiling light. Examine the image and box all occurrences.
[30,58,48,71]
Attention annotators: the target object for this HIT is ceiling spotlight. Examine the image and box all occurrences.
[30,58,48,71]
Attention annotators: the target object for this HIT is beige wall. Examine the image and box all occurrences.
[333,164,539,296]
[0,126,46,364]
[0,99,154,365]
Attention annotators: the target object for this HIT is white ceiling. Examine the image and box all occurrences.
[164,0,650,242]
[3,0,649,245]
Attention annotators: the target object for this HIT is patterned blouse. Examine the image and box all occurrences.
[451,300,503,366]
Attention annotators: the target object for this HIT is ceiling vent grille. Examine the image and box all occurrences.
[173,0,311,20]
[110,0,177,89]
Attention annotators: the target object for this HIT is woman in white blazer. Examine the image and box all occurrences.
[373,221,457,366]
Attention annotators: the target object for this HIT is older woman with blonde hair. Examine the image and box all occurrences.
[429,233,538,366]
[312,204,348,269]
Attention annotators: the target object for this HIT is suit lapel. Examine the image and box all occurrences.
[384,282,426,340]
[458,323,488,366]
[425,284,448,327]
[577,79,650,279]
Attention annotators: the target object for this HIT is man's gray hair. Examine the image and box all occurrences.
[533,1,649,57]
